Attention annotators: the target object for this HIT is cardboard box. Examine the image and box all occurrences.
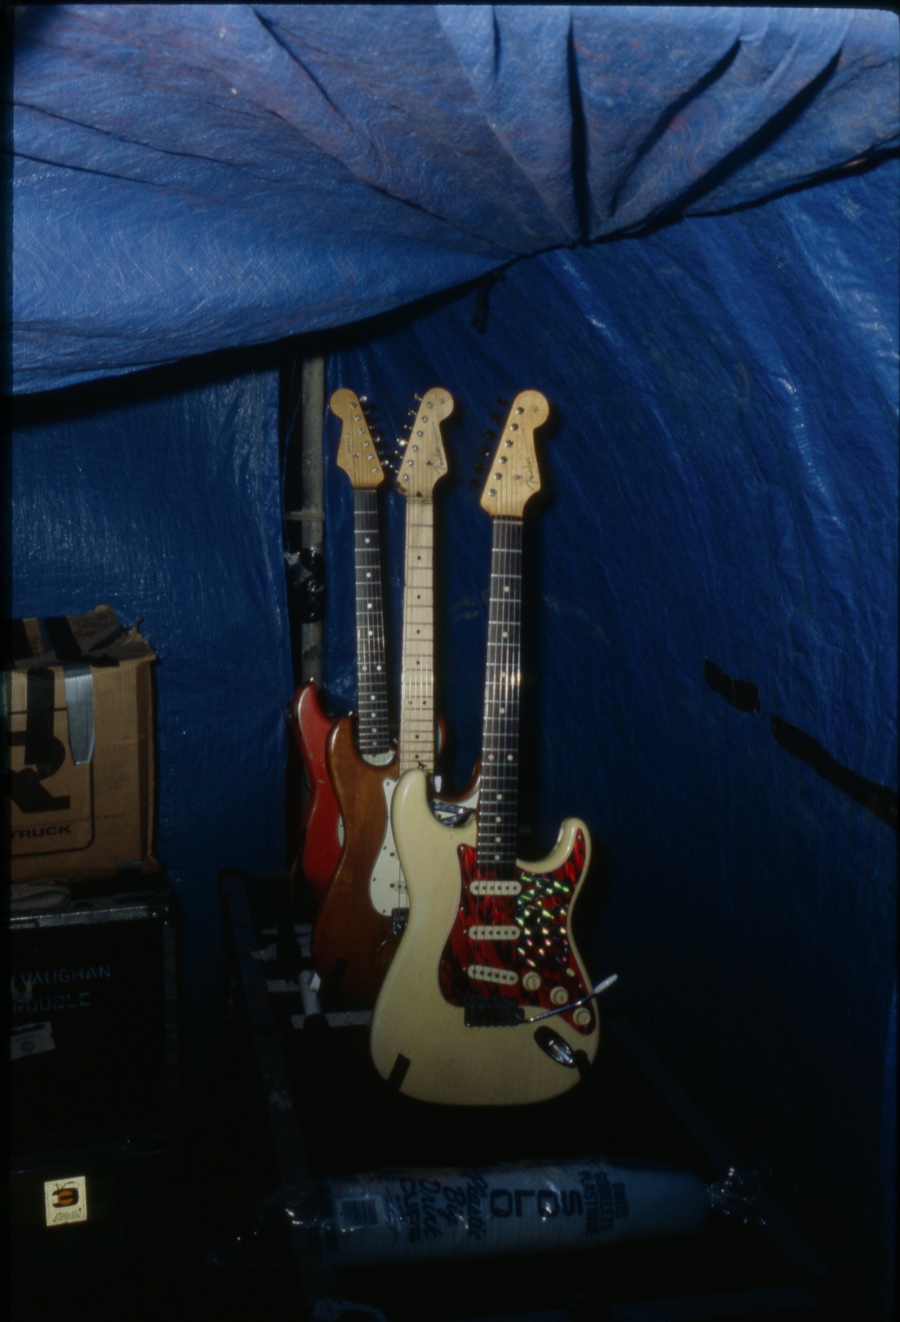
[3,606,158,883]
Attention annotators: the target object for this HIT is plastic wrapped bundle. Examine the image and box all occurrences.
[281,1155,711,1270]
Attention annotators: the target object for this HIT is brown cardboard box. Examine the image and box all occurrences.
[3,606,158,883]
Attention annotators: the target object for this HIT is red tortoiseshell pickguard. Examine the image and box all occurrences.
[437,830,595,1033]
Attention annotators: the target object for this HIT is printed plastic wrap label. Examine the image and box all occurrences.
[286,1157,709,1268]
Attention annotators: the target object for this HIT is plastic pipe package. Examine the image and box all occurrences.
[284,1156,710,1269]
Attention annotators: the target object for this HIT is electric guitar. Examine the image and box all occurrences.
[312,387,478,1004]
[370,390,602,1104]
[289,388,393,901]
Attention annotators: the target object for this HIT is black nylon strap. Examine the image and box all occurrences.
[41,615,83,662]
[24,668,55,767]
[9,619,31,664]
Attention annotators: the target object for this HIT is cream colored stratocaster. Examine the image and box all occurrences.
[370,390,604,1105]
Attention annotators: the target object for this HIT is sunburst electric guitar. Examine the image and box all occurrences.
[370,390,604,1105]
[312,387,478,1004]
[289,389,393,901]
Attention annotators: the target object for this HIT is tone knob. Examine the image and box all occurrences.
[550,986,569,1006]
[522,971,541,992]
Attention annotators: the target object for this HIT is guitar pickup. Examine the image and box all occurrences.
[467,924,520,941]
[464,996,525,1028]
[467,964,518,986]
[469,880,522,896]
[391,908,409,936]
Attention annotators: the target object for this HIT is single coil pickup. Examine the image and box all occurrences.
[469,880,522,896]
[467,924,521,941]
[467,964,519,986]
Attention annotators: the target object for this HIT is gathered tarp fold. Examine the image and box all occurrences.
[11,5,899,393]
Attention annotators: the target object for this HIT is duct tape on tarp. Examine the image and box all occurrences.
[267,1156,713,1271]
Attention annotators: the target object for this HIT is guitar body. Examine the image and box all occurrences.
[370,769,600,1105]
[313,719,481,1005]
[311,714,401,1003]
[289,682,342,901]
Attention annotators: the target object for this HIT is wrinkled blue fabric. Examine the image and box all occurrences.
[11,5,899,392]
[8,6,899,1317]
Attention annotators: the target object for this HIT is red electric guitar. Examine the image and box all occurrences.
[289,388,393,901]
[370,390,604,1104]
[311,387,479,1005]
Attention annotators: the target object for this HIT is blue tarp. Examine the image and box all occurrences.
[8,6,899,1316]
[11,5,899,392]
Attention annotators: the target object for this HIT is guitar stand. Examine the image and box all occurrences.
[220,871,837,1322]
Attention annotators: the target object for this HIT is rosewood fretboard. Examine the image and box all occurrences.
[477,515,523,876]
[352,488,391,758]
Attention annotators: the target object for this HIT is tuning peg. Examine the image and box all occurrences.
[480,445,493,457]
[358,395,369,404]
[496,396,509,406]
[412,393,422,402]
[490,413,503,425]
[468,479,481,489]
[474,462,486,474]
[484,429,497,442]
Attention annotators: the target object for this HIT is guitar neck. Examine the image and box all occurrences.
[398,498,436,775]
[352,488,391,757]
[478,515,522,874]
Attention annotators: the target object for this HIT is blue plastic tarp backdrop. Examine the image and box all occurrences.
[7,5,899,1317]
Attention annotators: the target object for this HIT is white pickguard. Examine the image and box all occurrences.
[369,778,402,916]
[369,775,479,917]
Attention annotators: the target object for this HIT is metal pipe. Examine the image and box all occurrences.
[298,352,325,683]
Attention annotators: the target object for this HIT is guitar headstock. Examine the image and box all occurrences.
[396,387,454,500]
[480,390,549,518]
[331,388,385,489]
